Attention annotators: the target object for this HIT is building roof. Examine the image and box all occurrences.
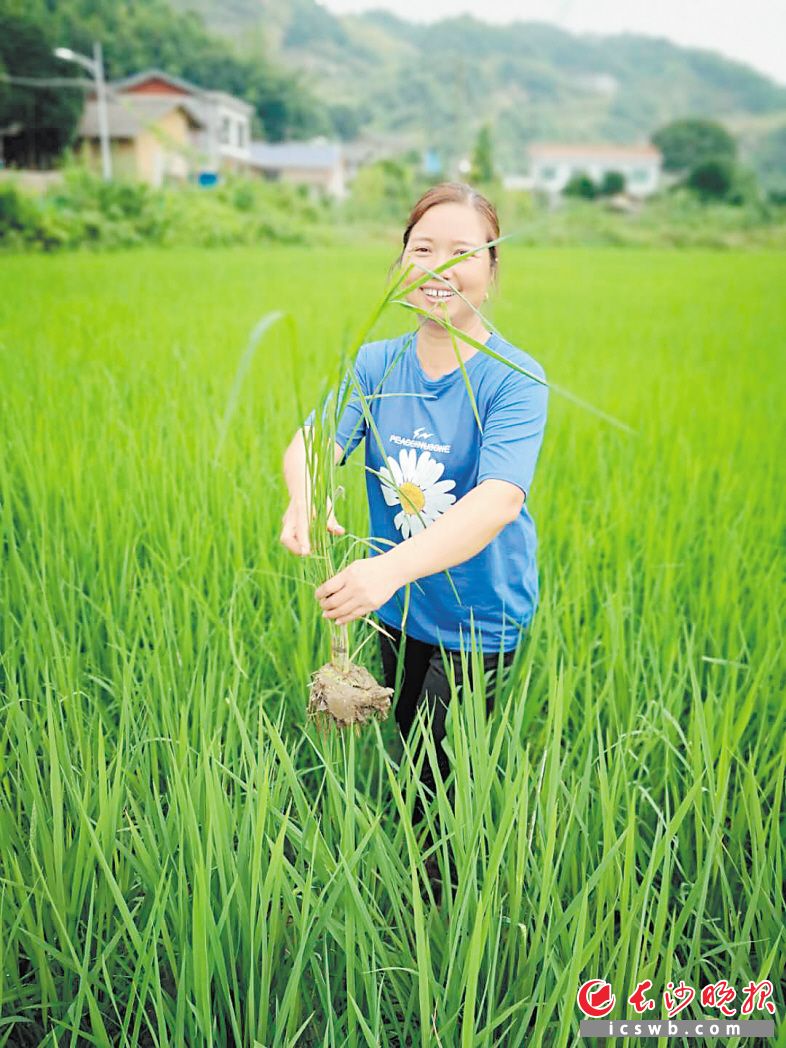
[342,133,414,167]
[528,142,661,160]
[110,68,204,97]
[77,96,205,139]
[108,69,254,115]
[202,89,254,114]
[248,140,342,170]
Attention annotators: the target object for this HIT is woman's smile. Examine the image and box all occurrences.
[421,286,456,302]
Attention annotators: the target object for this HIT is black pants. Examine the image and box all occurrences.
[378,622,518,834]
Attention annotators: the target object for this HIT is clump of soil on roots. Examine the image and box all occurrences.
[308,632,393,732]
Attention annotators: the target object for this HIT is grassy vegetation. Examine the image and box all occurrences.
[3,167,786,254]
[0,169,337,252]
[502,192,786,249]
[0,245,784,1046]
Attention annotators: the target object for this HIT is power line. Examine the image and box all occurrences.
[0,72,92,88]
[0,72,214,168]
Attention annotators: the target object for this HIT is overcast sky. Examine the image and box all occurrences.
[320,0,786,87]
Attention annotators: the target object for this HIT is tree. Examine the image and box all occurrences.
[754,124,786,195]
[246,66,330,142]
[469,123,495,184]
[327,102,366,142]
[0,10,83,168]
[685,157,758,205]
[651,117,737,172]
[686,157,735,200]
[563,171,597,199]
[349,157,417,221]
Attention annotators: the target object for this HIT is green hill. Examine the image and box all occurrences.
[173,0,786,184]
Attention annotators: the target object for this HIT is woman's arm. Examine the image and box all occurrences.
[281,428,346,556]
[282,426,345,503]
[316,479,524,623]
[316,360,547,623]
[386,478,523,585]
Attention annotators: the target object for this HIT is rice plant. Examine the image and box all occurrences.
[0,245,783,1046]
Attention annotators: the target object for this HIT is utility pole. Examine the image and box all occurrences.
[54,42,112,180]
[93,42,111,181]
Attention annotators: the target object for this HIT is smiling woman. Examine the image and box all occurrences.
[396,183,500,377]
[281,181,549,893]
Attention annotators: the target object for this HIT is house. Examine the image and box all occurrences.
[502,174,536,192]
[109,70,253,178]
[247,139,346,198]
[77,96,205,186]
[75,69,253,184]
[527,143,662,198]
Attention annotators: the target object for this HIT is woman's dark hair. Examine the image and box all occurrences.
[393,181,500,280]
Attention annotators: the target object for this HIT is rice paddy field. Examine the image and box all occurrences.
[0,244,784,1047]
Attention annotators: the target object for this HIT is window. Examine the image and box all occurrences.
[630,168,650,183]
[539,165,557,181]
[237,122,245,149]
[219,116,231,145]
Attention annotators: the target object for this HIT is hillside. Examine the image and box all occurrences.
[172,0,786,183]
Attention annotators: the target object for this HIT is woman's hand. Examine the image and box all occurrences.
[280,494,345,556]
[316,555,401,625]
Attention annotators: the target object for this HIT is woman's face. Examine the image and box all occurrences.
[401,201,495,331]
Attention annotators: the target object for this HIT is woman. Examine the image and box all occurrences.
[281,182,548,851]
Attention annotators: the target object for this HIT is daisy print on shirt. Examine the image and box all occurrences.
[378,448,457,539]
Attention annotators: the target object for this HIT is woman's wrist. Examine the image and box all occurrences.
[283,437,310,506]
[283,473,310,505]
[382,542,418,589]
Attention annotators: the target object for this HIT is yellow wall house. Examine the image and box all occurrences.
[76,96,205,186]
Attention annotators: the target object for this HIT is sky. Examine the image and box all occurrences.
[320,0,786,87]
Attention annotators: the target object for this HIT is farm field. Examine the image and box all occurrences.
[0,245,784,1046]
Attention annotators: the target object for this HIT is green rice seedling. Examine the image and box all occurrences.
[0,245,784,1045]
[298,264,417,731]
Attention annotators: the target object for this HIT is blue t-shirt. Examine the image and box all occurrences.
[307,329,548,654]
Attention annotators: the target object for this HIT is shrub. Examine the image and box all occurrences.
[687,156,762,205]
[599,171,625,196]
[0,182,36,238]
[563,172,597,199]
[0,165,327,251]
[686,158,740,203]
